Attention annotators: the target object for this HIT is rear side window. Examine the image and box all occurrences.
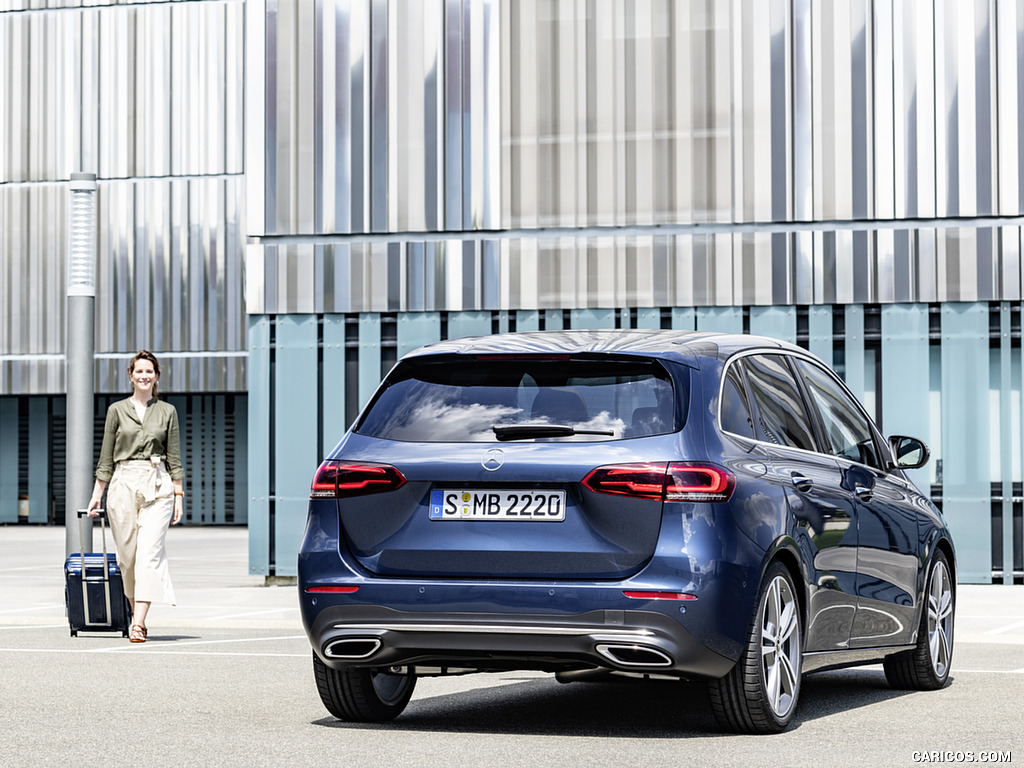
[720,363,755,439]
[357,355,681,443]
[742,354,818,452]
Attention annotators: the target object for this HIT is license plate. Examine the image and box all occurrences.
[429,489,566,521]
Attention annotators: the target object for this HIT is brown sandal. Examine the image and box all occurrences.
[129,624,147,643]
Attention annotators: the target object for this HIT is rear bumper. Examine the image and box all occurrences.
[305,604,735,680]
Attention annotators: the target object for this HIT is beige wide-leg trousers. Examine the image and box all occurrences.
[106,460,177,605]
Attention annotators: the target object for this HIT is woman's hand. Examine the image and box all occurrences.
[172,483,184,525]
[86,481,106,517]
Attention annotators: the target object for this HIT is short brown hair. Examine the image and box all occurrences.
[127,349,162,399]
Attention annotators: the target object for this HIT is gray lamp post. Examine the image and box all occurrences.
[65,172,98,557]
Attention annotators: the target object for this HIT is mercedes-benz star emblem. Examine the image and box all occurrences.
[482,448,505,471]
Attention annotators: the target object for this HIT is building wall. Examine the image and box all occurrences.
[2,0,1023,581]
[0,0,248,522]
[245,0,1024,582]
[247,0,1024,315]
[1,0,247,391]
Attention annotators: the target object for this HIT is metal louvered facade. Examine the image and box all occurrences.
[0,0,246,525]
[2,1,1024,581]
[245,0,1024,315]
[1,0,245,391]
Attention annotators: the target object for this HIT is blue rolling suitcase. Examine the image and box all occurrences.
[65,510,132,637]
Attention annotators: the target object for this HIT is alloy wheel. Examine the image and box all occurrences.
[927,559,954,678]
[761,574,801,718]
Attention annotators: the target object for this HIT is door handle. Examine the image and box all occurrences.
[791,473,813,492]
[854,484,873,502]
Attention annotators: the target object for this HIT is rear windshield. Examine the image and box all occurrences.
[356,355,682,443]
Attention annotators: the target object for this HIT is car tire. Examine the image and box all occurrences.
[312,654,416,722]
[708,561,803,734]
[883,550,954,691]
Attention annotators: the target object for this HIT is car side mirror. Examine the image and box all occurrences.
[889,435,930,470]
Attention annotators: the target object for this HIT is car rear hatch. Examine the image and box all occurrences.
[315,353,694,580]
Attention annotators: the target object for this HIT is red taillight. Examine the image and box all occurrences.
[305,586,359,594]
[310,461,407,499]
[581,463,668,500]
[623,591,698,601]
[582,462,734,502]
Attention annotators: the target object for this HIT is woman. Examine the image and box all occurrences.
[87,350,184,643]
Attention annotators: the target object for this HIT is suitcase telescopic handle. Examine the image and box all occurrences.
[76,508,113,627]
[76,508,111,566]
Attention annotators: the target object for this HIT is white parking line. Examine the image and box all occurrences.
[0,647,308,658]
[204,608,298,621]
[984,618,1024,635]
[0,604,64,615]
[0,634,309,657]
[0,566,57,573]
[81,633,307,652]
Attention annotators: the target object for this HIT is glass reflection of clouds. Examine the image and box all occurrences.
[371,393,626,442]
[373,395,523,442]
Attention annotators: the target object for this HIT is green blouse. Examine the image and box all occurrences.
[95,397,183,482]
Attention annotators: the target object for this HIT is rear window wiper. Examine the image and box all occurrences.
[492,424,615,441]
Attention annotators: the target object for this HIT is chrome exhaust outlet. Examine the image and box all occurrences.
[595,643,673,667]
[324,637,383,660]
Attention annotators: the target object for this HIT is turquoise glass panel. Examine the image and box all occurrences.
[544,310,565,330]
[358,313,383,411]
[322,315,348,454]
[940,303,991,583]
[881,304,931,490]
[570,309,616,329]
[273,315,319,578]
[697,307,742,333]
[843,305,866,401]
[750,306,796,344]
[516,310,540,331]
[671,308,696,330]
[636,308,661,329]
[808,305,833,364]
[246,316,272,575]
[397,312,441,359]
[999,304,1013,580]
[448,311,491,340]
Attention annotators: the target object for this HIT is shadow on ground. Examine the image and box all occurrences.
[312,667,918,737]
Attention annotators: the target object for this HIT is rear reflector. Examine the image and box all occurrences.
[623,591,698,601]
[582,462,734,502]
[310,461,407,499]
[305,586,359,594]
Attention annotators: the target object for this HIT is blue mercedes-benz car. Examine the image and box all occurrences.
[298,330,956,733]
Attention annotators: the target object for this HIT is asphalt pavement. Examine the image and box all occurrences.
[0,525,1021,768]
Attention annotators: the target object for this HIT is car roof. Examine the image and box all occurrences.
[404,328,799,366]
